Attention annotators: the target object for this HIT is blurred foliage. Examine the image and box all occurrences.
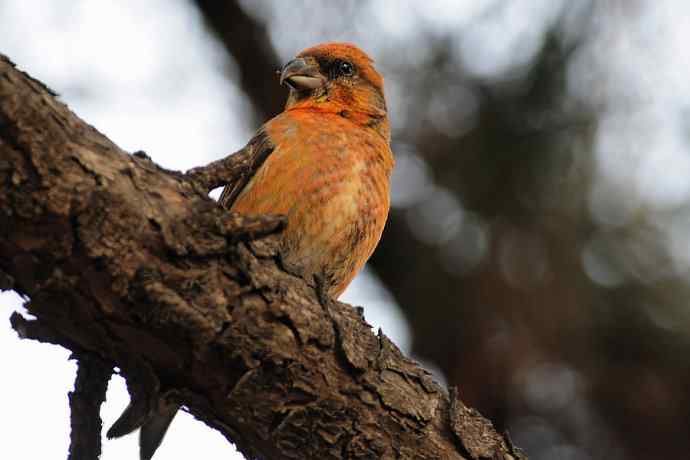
[198,2,690,459]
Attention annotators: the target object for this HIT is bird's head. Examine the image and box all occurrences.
[280,43,389,140]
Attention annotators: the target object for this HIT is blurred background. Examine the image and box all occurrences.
[2,1,690,459]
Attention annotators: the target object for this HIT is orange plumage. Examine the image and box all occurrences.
[222,42,394,297]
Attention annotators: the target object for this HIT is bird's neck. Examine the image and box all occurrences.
[287,102,391,143]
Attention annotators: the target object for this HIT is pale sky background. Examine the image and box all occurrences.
[2,1,690,459]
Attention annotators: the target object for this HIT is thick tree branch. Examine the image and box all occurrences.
[0,55,523,460]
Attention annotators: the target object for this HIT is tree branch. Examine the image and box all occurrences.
[194,0,284,123]
[68,353,113,460]
[0,54,522,460]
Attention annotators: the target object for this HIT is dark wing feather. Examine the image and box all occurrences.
[219,128,275,210]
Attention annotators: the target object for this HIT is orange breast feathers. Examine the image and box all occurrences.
[231,111,393,297]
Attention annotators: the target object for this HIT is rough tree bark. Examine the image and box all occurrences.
[0,55,525,460]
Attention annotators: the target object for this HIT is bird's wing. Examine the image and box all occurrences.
[218,128,275,210]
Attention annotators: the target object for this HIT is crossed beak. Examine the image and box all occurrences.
[280,57,326,91]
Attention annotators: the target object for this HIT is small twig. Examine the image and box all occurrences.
[68,353,113,460]
[0,268,14,290]
[10,314,115,459]
[10,312,71,348]
[185,147,253,192]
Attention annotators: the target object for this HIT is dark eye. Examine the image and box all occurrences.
[338,61,354,76]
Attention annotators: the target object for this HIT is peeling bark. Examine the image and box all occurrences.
[0,55,523,460]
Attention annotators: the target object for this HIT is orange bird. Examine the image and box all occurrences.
[130,43,394,459]
[222,42,394,298]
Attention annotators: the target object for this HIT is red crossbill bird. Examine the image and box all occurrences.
[114,43,394,460]
[222,42,393,298]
